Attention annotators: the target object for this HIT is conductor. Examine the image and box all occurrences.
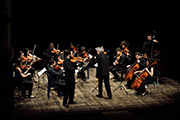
[93,47,112,99]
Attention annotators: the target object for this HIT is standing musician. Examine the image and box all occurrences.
[131,59,156,96]
[109,47,126,82]
[142,33,158,58]
[70,42,79,57]
[43,43,56,59]
[120,40,132,64]
[43,42,59,67]
[93,47,112,99]
[63,49,77,107]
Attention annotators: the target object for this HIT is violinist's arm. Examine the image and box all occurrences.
[16,67,31,78]
[24,66,32,74]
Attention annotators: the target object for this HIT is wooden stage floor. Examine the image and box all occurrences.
[14,68,180,117]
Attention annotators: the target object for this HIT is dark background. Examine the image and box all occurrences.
[11,1,179,78]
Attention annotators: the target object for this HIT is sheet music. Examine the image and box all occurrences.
[37,67,47,77]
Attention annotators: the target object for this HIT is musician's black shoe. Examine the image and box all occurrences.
[63,103,70,107]
[69,101,77,104]
[82,77,86,81]
[96,95,103,98]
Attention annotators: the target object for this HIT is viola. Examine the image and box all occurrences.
[130,61,157,90]
[124,62,140,81]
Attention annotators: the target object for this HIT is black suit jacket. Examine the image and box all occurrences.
[93,52,110,78]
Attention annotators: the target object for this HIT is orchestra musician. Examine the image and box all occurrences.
[125,52,146,89]
[24,48,42,77]
[43,43,56,59]
[63,49,77,107]
[93,47,112,99]
[42,42,59,68]
[120,40,132,64]
[46,58,65,97]
[109,47,126,82]
[132,59,155,96]
[77,46,91,81]
[142,33,158,58]
[15,57,35,98]
[70,42,79,57]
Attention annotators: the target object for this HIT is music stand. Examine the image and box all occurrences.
[113,81,129,95]
[36,67,47,90]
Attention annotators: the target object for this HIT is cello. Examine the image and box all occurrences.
[124,53,147,81]
[130,61,157,90]
[124,62,140,81]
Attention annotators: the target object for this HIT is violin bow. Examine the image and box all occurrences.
[32,44,36,55]
[57,44,59,50]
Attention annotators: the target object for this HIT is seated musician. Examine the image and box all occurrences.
[15,57,35,98]
[46,58,65,96]
[133,59,155,96]
[125,52,146,88]
[77,46,91,81]
[109,47,126,82]
[24,48,42,77]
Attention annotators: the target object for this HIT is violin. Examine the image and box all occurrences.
[122,47,131,56]
[70,56,84,63]
[54,56,64,70]
[54,64,63,70]
[114,53,122,65]
[130,61,157,90]
[83,52,89,58]
[124,62,140,81]
[73,47,78,53]
[51,48,61,54]
[20,56,28,69]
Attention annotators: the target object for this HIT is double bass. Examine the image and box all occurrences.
[130,61,157,90]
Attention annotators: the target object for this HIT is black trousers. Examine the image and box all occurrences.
[63,75,75,104]
[137,77,155,93]
[109,65,125,80]
[109,66,120,80]
[21,80,33,97]
[98,75,112,98]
